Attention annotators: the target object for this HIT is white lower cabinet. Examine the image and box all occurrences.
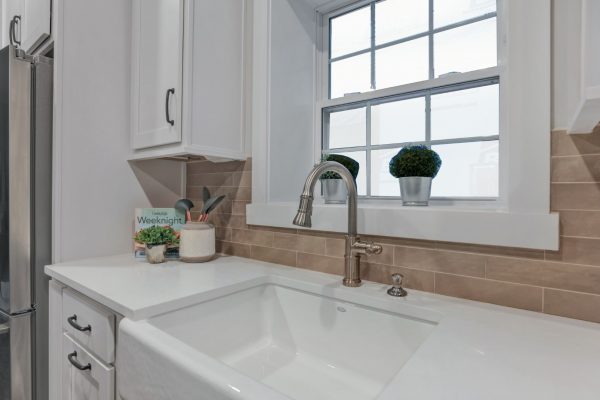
[62,334,115,400]
[50,281,118,400]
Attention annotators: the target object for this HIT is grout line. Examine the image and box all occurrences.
[541,288,545,312]
[551,208,600,212]
[561,234,600,240]
[551,181,600,184]
[550,182,600,184]
[551,153,600,158]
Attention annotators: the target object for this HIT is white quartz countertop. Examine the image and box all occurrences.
[45,254,600,399]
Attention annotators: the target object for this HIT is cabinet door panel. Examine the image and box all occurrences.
[131,0,183,150]
[189,0,246,158]
[62,334,114,400]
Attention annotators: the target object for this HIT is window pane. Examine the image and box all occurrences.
[337,151,367,195]
[371,148,401,196]
[327,108,366,148]
[434,18,497,77]
[375,0,428,45]
[375,37,429,89]
[431,84,498,140]
[331,53,371,98]
[434,0,496,28]
[431,141,499,197]
[371,98,426,145]
[330,6,371,58]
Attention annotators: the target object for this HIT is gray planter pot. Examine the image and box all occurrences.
[145,244,167,264]
[399,177,432,206]
[322,179,347,204]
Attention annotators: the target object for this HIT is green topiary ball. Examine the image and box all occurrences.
[389,145,442,178]
[320,154,360,180]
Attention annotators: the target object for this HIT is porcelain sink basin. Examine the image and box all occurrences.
[118,283,437,400]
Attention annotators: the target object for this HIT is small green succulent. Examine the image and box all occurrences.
[389,145,442,178]
[320,154,360,180]
[134,225,179,246]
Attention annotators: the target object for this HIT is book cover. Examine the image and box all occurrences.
[134,208,186,259]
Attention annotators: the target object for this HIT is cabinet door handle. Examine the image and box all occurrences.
[165,88,175,126]
[67,315,92,332]
[67,351,92,371]
[9,15,21,46]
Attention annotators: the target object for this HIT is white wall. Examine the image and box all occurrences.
[53,0,184,262]
[268,0,318,202]
[552,0,582,130]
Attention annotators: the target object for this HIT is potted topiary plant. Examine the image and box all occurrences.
[320,154,359,204]
[389,145,442,206]
[133,225,179,264]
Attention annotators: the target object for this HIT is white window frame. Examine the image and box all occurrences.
[318,0,503,206]
[248,0,559,250]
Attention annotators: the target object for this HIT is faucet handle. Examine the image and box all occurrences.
[388,273,407,297]
[352,239,383,255]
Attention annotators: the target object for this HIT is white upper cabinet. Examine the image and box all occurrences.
[131,0,184,150]
[129,0,247,161]
[2,0,52,53]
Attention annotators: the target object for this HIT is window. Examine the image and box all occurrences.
[322,0,499,199]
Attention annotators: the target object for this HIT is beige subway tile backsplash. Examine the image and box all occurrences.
[297,252,344,274]
[559,210,600,238]
[435,273,543,312]
[551,129,600,157]
[545,236,600,266]
[486,257,600,295]
[394,246,486,278]
[187,129,600,323]
[551,183,600,211]
[551,154,600,183]
[250,245,296,267]
[543,289,600,323]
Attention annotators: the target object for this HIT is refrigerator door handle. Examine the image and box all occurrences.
[0,321,7,334]
[9,15,21,46]
[67,314,92,332]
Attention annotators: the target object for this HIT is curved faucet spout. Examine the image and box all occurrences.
[292,161,357,235]
[292,161,382,287]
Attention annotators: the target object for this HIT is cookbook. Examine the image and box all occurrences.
[134,208,186,259]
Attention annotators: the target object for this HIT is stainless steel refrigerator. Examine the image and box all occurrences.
[0,45,53,400]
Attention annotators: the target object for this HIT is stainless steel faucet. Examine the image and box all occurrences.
[293,161,383,287]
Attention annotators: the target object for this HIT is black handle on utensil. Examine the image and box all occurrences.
[68,351,92,371]
[165,88,175,126]
[67,315,92,332]
[9,15,21,46]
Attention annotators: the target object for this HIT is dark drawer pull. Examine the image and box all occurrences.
[67,315,92,332]
[68,351,92,371]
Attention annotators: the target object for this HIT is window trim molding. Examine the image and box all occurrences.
[249,0,558,250]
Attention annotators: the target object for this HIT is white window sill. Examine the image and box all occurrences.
[246,202,559,250]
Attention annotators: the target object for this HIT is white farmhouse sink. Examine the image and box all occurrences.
[118,283,437,400]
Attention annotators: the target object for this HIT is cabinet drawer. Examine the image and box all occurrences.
[62,289,115,363]
[63,333,114,400]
